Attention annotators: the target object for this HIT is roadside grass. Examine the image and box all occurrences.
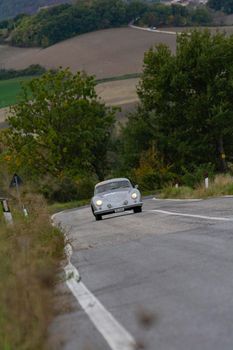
[0,194,64,350]
[159,185,194,199]
[0,76,34,108]
[48,198,90,214]
[159,174,233,199]
[142,190,159,197]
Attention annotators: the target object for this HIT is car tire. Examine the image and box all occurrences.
[134,206,142,213]
[95,214,102,221]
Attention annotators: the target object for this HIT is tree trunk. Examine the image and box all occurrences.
[218,135,227,172]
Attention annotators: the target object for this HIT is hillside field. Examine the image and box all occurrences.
[0,75,139,109]
[0,27,177,123]
[1,27,233,78]
[1,26,233,123]
[0,76,33,108]
[0,28,177,78]
[0,77,139,126]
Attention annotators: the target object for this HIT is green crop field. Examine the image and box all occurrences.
[0,73,139,109]
[0,76,33,108]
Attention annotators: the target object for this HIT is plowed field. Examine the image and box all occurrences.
[1,26,233,124]
[0,27,177,78]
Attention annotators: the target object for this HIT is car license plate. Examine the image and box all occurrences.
[115,208,124,213]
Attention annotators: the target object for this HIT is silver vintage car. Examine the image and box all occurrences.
[91,178,143,221]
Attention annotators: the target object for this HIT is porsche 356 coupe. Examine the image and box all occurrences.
[91,178,143,221]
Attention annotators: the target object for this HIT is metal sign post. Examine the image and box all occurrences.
[15,175,22,208]
[9,174,28,217]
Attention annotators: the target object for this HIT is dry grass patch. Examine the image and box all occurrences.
[48,198,90,214]
[195,174,233,198]
[159,185,195,199]
[0,194,64,350]
[160,174,233,199]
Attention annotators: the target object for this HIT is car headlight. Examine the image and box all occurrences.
[96,199,103,206]
[131,192,138,199]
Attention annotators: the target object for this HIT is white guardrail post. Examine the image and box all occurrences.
[1,198,13,225]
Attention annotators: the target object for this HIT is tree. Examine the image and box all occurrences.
[134,30,233,173]
[126,0,148,22]
[6,68,115,180]
[208,0,233,14]
[190,8,211,26]
[92,0,127,28]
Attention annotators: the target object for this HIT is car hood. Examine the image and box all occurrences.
[96,189,130,204]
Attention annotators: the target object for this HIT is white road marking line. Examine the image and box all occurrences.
[52,213,136,350]
[147,209,233,221]
[152,197,202,202]
[65,264,136,350]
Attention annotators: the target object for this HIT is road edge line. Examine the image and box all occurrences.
[52,212,136,350]
[148,209,233,221]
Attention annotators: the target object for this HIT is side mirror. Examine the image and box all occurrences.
[135,184,138,189]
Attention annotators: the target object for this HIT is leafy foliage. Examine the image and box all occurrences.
[120,30,233,183]
[0,0,71,21]
[39,174,95,202]
[138,3,211,27]
[4,68,115,182]
[208,0,233,14]
[0,64,46,80]
[131,147,176,190]
[0,0,213,47]
[9,0,129,47]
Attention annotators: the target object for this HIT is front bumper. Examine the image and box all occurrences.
[94,202,143,216]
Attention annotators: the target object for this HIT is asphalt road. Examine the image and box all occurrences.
[51,197,233,350]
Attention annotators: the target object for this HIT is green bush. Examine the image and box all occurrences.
[5,1,213,48]
[133,170,176,191]
[181,163,215,188]
[39,176,79,203]
[0,65,46,81]
[39,175,96,203]
[75,177,96,200]
[137,171,162,191]
[130,147,177,191]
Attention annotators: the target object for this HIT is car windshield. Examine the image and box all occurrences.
[95,180,131,194]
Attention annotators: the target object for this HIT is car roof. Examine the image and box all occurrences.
[95,178,130,188]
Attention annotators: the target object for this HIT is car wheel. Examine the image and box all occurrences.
[134,206,142,213]
[95,214,102,221]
